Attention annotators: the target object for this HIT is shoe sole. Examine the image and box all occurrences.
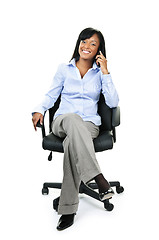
[100,192,114,201]
[57,222,74,231]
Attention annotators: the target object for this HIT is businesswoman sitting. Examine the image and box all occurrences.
[32,27,119,230]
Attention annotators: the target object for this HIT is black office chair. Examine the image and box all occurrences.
[37,93,124,212]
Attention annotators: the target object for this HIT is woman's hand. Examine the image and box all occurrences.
[96,51,109,75]
[32,112,43,131]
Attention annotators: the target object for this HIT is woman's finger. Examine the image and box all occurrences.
[96,52,106,62]
[32,118,37,131]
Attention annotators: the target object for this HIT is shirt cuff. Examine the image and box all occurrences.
[101,73,112,83]
[31,106,45,116]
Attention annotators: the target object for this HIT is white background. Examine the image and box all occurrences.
[0,0,159,239]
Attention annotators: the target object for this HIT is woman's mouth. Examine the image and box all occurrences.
[82,50,90,54]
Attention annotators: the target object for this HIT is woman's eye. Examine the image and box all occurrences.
[82,40,86,43]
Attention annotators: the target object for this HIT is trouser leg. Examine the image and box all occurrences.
[52,113,101,214]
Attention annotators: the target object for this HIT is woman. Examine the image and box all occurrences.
[32,27,119,230]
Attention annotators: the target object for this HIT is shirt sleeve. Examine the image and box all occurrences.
[32,64,65,115]
[101,73,119,108]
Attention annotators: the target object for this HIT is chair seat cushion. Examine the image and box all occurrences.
[42,131,113,153]
[43,133,64,153]
[93,131,113,152]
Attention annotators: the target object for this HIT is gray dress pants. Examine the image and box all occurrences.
[52,113,101,215]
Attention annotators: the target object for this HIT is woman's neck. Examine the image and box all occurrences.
[76,58,93,78]
[76,58,93,70]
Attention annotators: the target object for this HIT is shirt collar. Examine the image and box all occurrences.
[67,58,100,70]
[67,58,76,67]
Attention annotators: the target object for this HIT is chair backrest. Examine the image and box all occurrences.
[48,95,61,132]
[97,94,112,132]
[48,93,113,132]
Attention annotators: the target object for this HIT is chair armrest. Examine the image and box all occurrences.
[36,112,46,138]
[111,107,120,143]
[112,106,120,127]
[36,120,43,128]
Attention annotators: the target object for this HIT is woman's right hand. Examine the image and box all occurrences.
[32,112,43,131]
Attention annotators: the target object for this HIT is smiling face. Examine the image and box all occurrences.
[78,34,100,61]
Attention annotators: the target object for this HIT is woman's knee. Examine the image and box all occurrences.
[62,113,83,130]
[63,113,82,123]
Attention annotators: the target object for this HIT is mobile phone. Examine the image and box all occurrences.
[96,49,101,67]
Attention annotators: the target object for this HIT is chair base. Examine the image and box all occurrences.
[42,181,124,212]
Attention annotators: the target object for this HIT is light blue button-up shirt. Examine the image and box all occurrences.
[33,58,119,126]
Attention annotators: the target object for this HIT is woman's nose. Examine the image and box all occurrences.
[85,42,90,49]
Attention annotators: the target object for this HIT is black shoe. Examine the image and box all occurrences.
[57,214,75,231]
[99,187,114,201]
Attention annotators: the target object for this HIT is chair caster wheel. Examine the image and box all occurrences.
[104,202,114,211]
[116,186,124,194]
[53,197,60,212]
[42,187,49,195]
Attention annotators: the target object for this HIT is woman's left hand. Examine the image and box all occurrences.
[96,51,109,75]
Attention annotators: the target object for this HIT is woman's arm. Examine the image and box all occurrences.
[32,64,65,130]
[96,51,119,107]
[101,74,119,108]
